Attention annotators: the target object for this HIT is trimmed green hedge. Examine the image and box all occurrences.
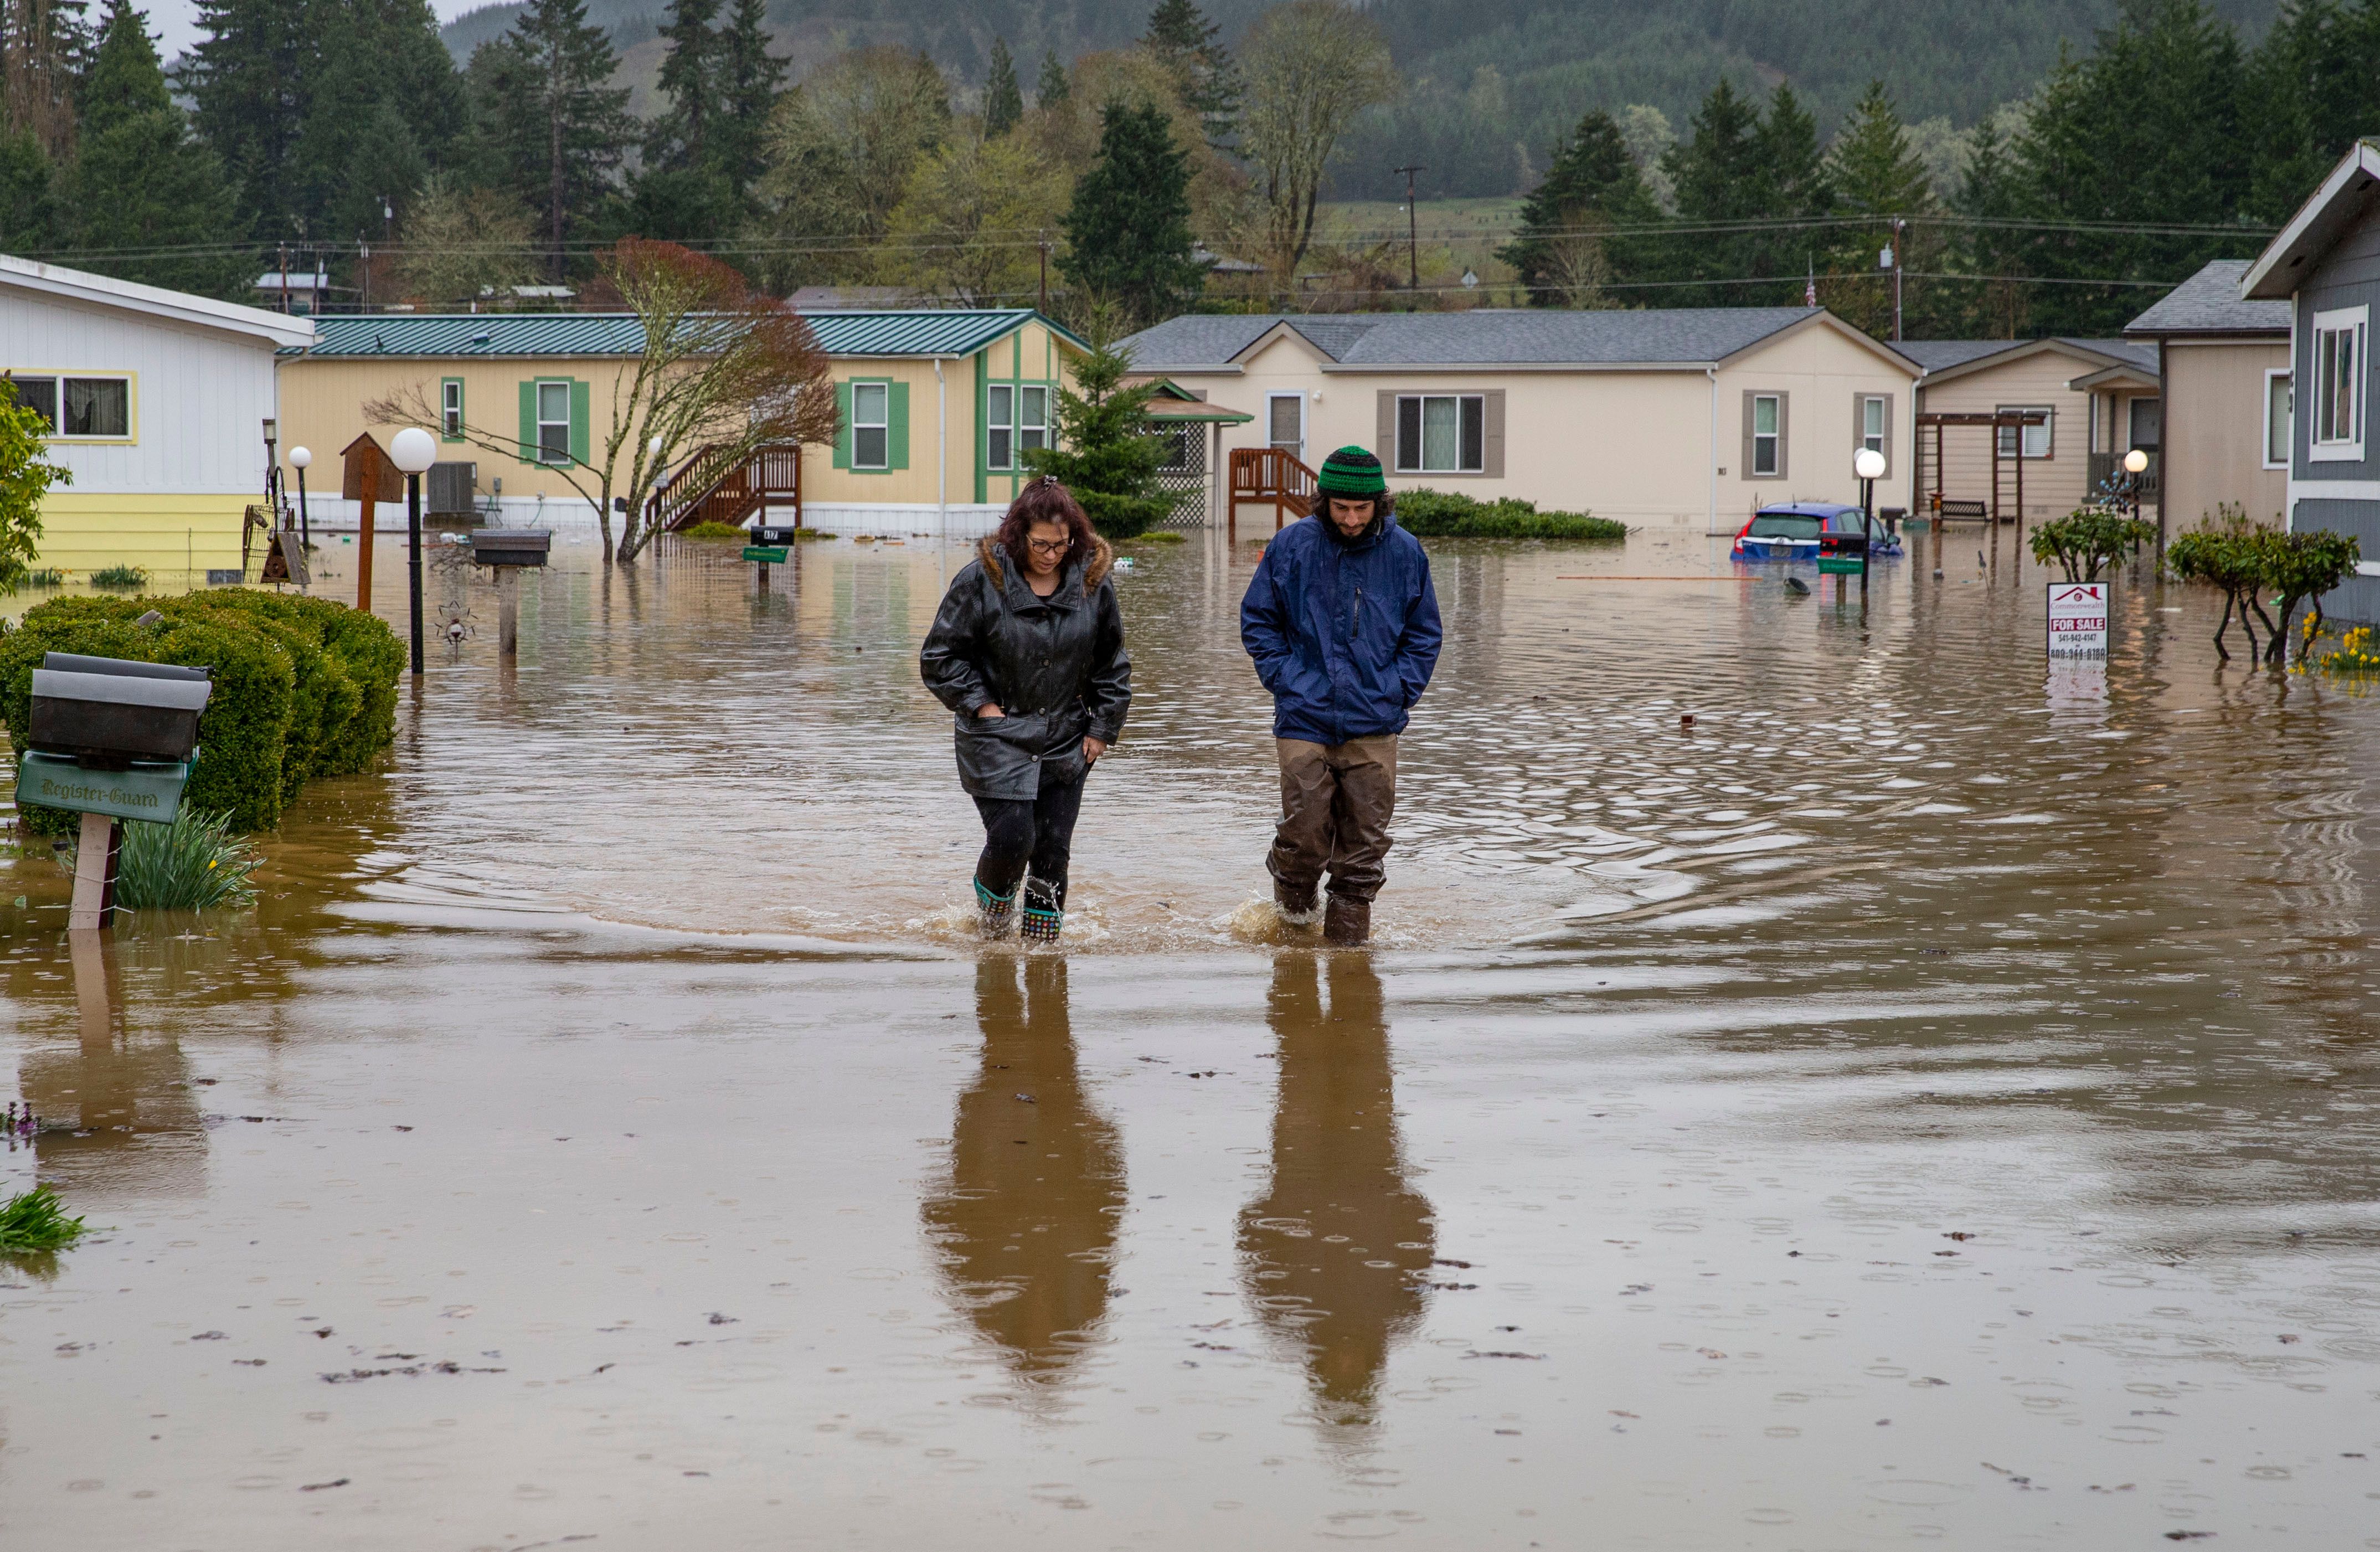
[0,590,401,833]
[1393,489,1626,541]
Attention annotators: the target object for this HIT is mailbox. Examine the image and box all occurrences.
[29,656,212,764]
[469,530,552,568]
[750,525,802,546]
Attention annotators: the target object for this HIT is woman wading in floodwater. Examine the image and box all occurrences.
[920,477,1131,944]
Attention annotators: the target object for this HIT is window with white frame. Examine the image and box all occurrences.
[535,380,571,462]
[1996,405,2052,460]
[2312,305,2366,459]
[1266,392,1304,454]
[1751,394,1781,476]
[8,373,131,438]
[442,379,465,438]
[1861,394,1887,456]
[1018,385,1047,459]
[2265,369,2293,468]
[851,381,889,469]
[987,384,1013,469]
[1394,394,1485,473]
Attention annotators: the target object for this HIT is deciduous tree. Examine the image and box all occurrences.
[884,131,1066,305]
[391,172,539,304]
[0,375,69,590]
[1240,0,1393,290]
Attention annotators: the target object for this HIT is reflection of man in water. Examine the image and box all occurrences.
[1239,952,1436,1433]
[921,957,1124,1404]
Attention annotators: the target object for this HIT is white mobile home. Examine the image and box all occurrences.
[0,255,314,582]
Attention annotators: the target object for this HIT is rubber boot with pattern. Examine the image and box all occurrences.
[974,878,1017,939]
[1020,878,1064,944]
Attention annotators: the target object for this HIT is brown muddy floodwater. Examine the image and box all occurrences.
[6,525,2380,1550]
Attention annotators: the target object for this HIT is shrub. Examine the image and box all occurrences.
[2028,508,2157,582]
[2168,507,2359,668]
[74,807,261,909]
[1392,489,1625,541]
[23,567,64,587]
[0,590,400,832]
[678,521,746,539]
[89,564,147,589]
[1132,531,1187,544]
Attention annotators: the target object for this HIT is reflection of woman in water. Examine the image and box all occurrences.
[1239,953,1436,1432]
[921,957,1124,1402]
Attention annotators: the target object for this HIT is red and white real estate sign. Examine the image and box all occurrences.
[2047,582,2110,658]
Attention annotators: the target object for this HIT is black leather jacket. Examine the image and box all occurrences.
[919,536,1131,800]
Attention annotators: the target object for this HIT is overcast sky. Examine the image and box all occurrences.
[148,0,484,59]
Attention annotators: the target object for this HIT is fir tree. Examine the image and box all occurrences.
[1757,82,1832,219]
[713,0,785,200]
[1497,109,1662,306]
[74,0,245,295]
[1036,47,1069,111]
[982,38,1022,137]
[1142,0,1241,147]
[291,0,459,243]
[466,0,633,277]
[180,0,311,238]
[1819,82,1938,338]
[1058,99,1205,328]
[648,0,720,171]
[0,129,58,252]
[1827,80,1934,215]
[1659,78,1767,302]
[1021,315,1173,540]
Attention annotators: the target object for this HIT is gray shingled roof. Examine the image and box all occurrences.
[1900,337,2160,376]
[1120,307,1853,369]
[2125,259,2291,335]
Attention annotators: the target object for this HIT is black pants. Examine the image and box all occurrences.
[973,765,1088,909]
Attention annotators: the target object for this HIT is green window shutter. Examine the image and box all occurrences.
[833,380,852,469]
[569,379,590,466]
[517,381,535,463]
[889,381,909,470]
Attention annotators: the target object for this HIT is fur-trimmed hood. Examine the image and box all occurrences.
[976,533,1115,593]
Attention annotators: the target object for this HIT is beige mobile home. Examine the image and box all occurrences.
[2123,259,2293,530]
[276,309,1084,536]
[1901,337,2162,523]
[1116,309,1921,530]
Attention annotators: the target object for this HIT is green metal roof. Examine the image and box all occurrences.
[292,309,1081,359]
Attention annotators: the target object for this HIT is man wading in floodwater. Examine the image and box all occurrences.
[1240,447,1443,946]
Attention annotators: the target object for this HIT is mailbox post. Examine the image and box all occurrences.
[467,530,552,655]
[341,434,405,613]
[20,653,212,931]
[746,525,797,592]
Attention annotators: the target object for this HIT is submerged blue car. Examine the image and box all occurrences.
[1730,502,1903,562]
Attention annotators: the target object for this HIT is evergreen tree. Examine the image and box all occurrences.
[647,0,720,171]
[1021,315,1172,540]
[1756,81,1832,219]
[0,129,58,252]
[466,0,633,277]
[1057,99,1205,328]
[1497,109,1663,306]
[713,0,785,199]
[73,0,245,295]
[292,0,459,244]
[983,37,1022,137]
[9,0,95,161]
[1819,82,1939,338]
[1036,47,1069,110]
[1142,0,1241,148]
[181,0,311,238]
[1828,80,1934,215]
[2240,0,2379,221]
[1659,78,1768,302]
[1955,116,2031,338]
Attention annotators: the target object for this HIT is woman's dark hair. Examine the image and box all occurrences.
[998,476,1096,575]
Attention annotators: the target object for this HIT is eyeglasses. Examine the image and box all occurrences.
[1026,536,1072,556]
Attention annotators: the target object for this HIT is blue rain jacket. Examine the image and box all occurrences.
[1240,511,1443,745]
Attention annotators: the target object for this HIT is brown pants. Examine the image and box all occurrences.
[1268,736,1398,903]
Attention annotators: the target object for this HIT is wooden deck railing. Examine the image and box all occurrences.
[649,442,803,533]
[1228,446,1317,533]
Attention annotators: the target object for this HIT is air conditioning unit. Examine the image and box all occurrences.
[426,461,478,516]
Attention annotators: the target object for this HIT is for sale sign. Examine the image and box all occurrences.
[2047,582,2110,657]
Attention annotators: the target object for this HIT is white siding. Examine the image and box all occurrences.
[0,289,278,496]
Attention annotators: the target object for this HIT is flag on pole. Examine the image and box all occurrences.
[1805,256,1817,308]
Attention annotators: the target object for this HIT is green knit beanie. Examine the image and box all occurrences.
[1315,445,1387,498]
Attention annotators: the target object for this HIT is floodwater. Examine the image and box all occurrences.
[6,523,2380,1549]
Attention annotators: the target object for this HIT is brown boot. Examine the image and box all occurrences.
[1323,894,1371,946]
[1274,877,1320,921]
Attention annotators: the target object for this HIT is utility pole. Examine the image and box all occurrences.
[1892,217,1906,342]
[1038,234,1049,314]
[277,241,288,314]
[1394,164,1425,301]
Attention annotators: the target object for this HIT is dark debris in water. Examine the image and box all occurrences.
[321,1361,506,1383]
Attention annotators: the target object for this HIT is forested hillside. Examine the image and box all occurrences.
[437,0,2280,196]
